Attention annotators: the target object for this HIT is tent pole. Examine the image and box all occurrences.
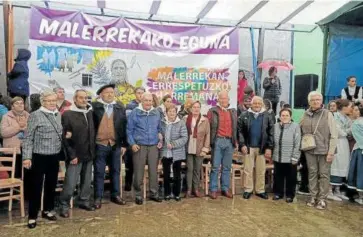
[3,1,14,74]
[322,25,329,102]
[256,28,265,96]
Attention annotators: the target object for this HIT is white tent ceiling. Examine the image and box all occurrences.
[8,0,354,32]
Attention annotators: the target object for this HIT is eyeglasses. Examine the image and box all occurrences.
[43,100,57,103]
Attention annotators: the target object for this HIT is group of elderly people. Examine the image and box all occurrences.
[0,84,347,228]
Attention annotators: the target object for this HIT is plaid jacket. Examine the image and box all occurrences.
[22,109,62,160]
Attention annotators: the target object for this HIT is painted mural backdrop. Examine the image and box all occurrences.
[28,7,239,109]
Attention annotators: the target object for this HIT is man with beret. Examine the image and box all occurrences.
[92,84,128,208]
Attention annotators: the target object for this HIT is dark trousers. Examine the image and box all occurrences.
[273,161,297,198]
[271,101,278,114]
[94,144,121,199]
[124,148,134,190]
[299,153,309,192]
[162,158,182,197]
[59,160,93,212]
[28,153,60,220]
[9,93,27,102]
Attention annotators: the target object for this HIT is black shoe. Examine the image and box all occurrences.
[256,192,269,200]
[175,196,181,202]
[135,197,143,205]
[286,197,294,203]
[79,204,96,211]
[111,196,127,205]
[41,211,57,221]
[60,211,69,218]
[273,195,282,201]
[27,220,37,229]
[243,192,252,199]
[150,196,163,203]
[164,195,171,201]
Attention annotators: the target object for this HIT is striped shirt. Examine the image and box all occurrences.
[22,109,62,160]
[272,122,301,163]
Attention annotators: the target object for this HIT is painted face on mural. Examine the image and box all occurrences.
[111,60,127,83]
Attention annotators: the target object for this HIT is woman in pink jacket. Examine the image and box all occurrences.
[1,96,29,178]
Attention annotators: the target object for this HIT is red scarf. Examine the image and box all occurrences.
[186,114,201,138]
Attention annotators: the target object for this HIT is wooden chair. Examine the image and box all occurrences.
[265,163,274,191]
[0,148,25,217]
[119,155,126,198]
[202,152,243,196]
[231,163,244,195]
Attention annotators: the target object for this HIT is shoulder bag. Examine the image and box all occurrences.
[300,110,324,151]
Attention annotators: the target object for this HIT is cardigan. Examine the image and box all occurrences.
[272,122,301,163]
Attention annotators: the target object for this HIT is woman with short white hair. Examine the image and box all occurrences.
[22,89,63,228]
[300,91,338,210]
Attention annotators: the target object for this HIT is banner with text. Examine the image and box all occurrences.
[29,6,239,110]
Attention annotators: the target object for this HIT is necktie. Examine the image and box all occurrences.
[106,104,113,118]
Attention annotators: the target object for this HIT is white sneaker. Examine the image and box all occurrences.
[335,190,349,201]
[328,192,342,201]
[355,198,363,205]
[316,200,327,210]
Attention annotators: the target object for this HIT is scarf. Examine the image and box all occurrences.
[247,107,266,118]
[186,114,201,138]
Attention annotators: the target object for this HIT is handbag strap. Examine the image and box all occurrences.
[41,111,62,142]
[313,110,325,135]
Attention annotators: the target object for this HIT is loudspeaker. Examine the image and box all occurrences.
[294,74,319,109]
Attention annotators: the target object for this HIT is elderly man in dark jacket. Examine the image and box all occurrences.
[7,49,31,101]
[59,89,96,218]
[238,96,274,200]
[92,84,128,209]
